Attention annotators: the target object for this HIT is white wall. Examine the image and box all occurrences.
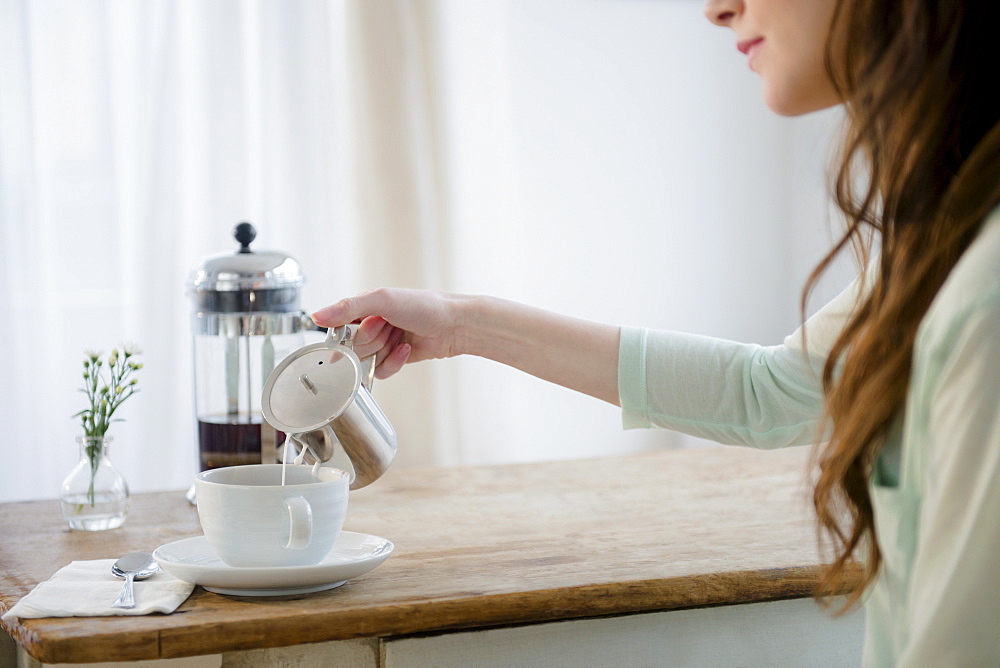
[0,0,852,502]
[432,0,849,465]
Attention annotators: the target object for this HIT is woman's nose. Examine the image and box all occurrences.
[703,0,743,26]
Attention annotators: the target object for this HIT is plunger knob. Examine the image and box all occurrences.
[234,222,256,253]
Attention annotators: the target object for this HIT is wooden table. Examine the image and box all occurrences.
[1,446,864,666]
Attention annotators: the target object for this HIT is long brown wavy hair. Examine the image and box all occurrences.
[806,0,1000,609]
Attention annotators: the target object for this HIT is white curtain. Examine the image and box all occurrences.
[0,0,846,503]
[0,0,456,501]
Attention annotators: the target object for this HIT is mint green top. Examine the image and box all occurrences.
[618,208,1000,666]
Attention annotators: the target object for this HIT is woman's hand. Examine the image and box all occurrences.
[311,288,472,379]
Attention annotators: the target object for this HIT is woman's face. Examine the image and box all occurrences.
[704,0,842,116]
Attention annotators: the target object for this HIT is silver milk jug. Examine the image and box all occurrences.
[261,324,397,490]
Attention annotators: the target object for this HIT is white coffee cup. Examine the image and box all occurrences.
[195,464,349,567]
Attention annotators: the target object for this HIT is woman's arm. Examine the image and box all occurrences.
[313,265,868,447]
[618,269,866,448]
[311,289,622,405]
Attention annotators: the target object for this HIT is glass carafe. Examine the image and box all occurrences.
[192,312,309,469]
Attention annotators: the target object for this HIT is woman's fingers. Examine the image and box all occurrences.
[353,317,409,374]
[353,316,389,355]
[374,342,411,379]
[383,325,405,352]
[376,327,406,368]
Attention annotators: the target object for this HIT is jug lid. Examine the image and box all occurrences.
[187,222,304,313]
[261,341,361,434]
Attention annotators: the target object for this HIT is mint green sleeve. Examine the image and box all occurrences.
[618,272,866,449]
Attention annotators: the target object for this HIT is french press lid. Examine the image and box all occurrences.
[187,222,304,313]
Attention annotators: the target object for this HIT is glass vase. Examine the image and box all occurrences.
[60,435,130,530]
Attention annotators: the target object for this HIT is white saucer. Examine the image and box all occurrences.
[152,531,393,596]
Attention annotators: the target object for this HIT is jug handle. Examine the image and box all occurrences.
[329,324,377,392]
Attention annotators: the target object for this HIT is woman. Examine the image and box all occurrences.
[313,0,999,663]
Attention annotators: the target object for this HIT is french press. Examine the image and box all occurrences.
[186,222,313,471]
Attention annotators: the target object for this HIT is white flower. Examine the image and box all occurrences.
[84,349,102,361]
[121,341,143,356]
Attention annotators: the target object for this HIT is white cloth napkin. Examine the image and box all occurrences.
[2,559,194,620]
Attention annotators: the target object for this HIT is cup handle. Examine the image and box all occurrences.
[283,496,312,549]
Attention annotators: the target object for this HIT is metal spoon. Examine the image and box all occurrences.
[111,552,159,609]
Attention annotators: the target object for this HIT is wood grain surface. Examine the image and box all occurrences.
[0,446,857,663]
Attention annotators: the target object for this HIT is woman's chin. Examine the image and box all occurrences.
[762,84,842,117]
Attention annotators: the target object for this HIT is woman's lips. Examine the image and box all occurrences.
[736,37,763,54]
[737,38,764,69]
